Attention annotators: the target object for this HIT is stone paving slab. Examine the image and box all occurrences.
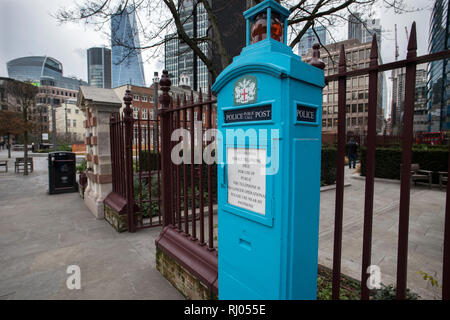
[0,150,183,300]
[318,166,446,300]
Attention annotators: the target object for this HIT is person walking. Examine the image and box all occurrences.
[346,138,358,169]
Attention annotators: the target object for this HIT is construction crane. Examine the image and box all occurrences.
[395,24,399,61]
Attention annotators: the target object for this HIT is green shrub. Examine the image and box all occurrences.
[372,284,419,300]
[136,151,160,172]
[360,147,448,183]
[56,144,72,152]
[76,158,87,173]
[321,148,337,186]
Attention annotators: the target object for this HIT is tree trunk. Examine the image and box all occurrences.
[7,133,11,159]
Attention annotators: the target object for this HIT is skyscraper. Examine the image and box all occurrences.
[298,26,327,56]
[164,0,246,92]
[87,47,112,88]
[348,13,382,48]
[427,0,449,132]
[111,5,146,88]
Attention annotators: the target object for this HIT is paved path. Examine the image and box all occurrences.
[0,150,446,299]
[0,151,183,300]
[319,166,446,300]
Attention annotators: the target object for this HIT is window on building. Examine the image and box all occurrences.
[352,104,357,113]
[358,91,364,100]
[133,107,139,119]
[73,119,76,127]
[75,109,79,114]
[67,108,71,114]
[142,108,148,119]
[142,96,148,102]
[358,77,365,87]
[358,104,364,113]
[133,95,139,101]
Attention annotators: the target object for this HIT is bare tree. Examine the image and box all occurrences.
[54,0,425,82]
[1,80,39,174]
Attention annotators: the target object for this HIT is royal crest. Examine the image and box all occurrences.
[234,75,257,105]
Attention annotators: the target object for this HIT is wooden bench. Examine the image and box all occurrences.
[0,160,7,172]
[14,157,33,173]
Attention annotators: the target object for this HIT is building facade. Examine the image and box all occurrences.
[48,98,85,143]
[37,83,82,141]
[348,13,382,48]
[87,47,112,89]
[427,0,449,132]
[6,56,87,91]
[303,39,384,134]
[298,26,327,57]
[164,0,246,92]
[111,5,146,88]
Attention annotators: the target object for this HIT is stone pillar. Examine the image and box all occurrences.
[77,86,122,219]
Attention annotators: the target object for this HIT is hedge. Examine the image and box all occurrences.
[360,147,448,183]
[136,148,337,187]
[321,148,337,186]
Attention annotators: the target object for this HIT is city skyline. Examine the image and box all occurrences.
[0,0,433,105]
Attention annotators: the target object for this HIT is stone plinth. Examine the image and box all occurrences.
[77,86,122,219]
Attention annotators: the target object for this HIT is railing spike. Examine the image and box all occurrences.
[339,44,346,72]
[407,22,417,59]
[370,35,379,61]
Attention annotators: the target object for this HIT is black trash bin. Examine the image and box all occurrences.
[48,152,78,194]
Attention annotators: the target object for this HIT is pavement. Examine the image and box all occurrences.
[0,150,183,300]
[0,150,446,299]
[319,166,446,300]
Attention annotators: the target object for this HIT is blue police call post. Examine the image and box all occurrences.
[211,0,325,300]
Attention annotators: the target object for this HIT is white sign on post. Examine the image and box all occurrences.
[42,133,49,141]
[227,148,266,215]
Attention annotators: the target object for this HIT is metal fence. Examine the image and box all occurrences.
[110,22,450,300]
[109,92,163,231]
[324,23,450,300]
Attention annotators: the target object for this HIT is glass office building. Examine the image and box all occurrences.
[298,26,327,56]
[87,47,112,88]
[6,56,86,90]
[164,0,246,93]
[427,0,450,131]
[164,0,209,92]
[111,5,146,88]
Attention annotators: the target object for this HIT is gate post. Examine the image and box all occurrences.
[159,70,173,227]
[123,88,136,232]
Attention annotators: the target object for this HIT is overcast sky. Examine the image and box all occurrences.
[0,0,434,116]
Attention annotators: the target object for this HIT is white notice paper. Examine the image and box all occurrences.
[227,148,266,215]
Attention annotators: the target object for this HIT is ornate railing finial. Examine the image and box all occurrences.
[310,43,325,70]
[123,87,133,118]
[159,70,171,110]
